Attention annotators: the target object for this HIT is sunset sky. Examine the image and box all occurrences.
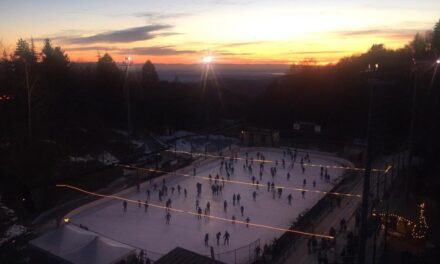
[0,0,438,64]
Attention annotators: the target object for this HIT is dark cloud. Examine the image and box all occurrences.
[121,46,198,56]
[133,12,191,20]
[66,25,173,44]
[333,28,423,39]
[290,50,347,55]
[219,41,269,48]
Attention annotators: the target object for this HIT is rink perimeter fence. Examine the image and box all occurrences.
[209,238,261,264]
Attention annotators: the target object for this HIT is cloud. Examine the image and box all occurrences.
[121,46,198,56]
[219,41,269,48]
[290,50,347,55]
[133,12,191,20]
[332,28,425,40]
[66,25,173,44]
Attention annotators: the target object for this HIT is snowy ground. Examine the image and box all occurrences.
[69,147,350,263]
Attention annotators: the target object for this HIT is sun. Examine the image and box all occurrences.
[202,55,214,64]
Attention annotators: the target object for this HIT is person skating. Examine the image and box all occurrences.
[177,185,181,194]
[302,190,306,199]
[252,191,257,201]
[232,215,236,224]
[232,194,236,206]
[184,188,187,198]
[277,188,282,198]
[236,193,241,204]
[313,180,316,188]
[146,189,150,200]
[138,199,141,208]
[246,217,250,227]
[197,207,202,219]
[206,201,211,213]
[196,199,199,210]
[287,194,292,205]
[267,182,270,192]
[223,231,230,245]
[240,205,244,216]
[165,212,171,224]
[144,200,149,212]
[224,200,228,212]
[123,200,127,212]
[216,232,221,245]
[204,233,209,247]
[303,179,307,187]
[256,181,259,190]
[287,172,290,181]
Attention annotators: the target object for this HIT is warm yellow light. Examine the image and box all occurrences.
[64,217,70,223]
[202,56,214,64]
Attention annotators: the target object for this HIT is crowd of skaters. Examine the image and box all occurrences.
[120,148,334,251]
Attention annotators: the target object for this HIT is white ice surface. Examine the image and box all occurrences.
[70,148,348,263]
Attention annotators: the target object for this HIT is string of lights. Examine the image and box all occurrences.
[117,164,363,198]
[412,203,429,239]
[56,184,335,240]
[166,149,389,173]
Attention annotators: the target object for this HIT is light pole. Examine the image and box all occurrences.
[358,63,379,264]
[406,58,440,198]
[123,56,133,149]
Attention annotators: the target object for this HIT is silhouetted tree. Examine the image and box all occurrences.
[141,60,159,88]
[13,38,38,139]
[96,53,123,121]
[432,19,440,55]
[410,33,430,59]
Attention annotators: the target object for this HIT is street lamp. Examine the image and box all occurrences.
[123,55,133,148]
[358,63,379,264]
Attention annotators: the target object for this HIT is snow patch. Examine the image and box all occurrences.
[98,152,119,165]
[69,155,94,163]
[0,224,27,245]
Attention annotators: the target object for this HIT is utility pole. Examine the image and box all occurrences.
[358,64,378,264]
[123,56,133,149]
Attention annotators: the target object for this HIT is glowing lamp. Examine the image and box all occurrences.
[64,217,70,223]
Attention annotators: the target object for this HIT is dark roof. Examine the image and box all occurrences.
[155,247,225,264]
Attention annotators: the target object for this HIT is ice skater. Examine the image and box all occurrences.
[165,212,171,224]
[287,194,292,205]
[144,200,149,212]
[223,231,230,245]
[253,191,257,201]
[204,233,209,247]
[216,232,221,245]
[246,217,250,227]
[197,207,202,219]
[224,200,228,212]
[123,201,127,212]
[237,194,241,204]
[301,190,306,199]
[278,188,282,198]
[240,206,244,216]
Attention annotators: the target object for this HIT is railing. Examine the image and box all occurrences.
[211,238,261,264]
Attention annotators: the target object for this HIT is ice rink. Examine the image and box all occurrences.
[68,147,351,263]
